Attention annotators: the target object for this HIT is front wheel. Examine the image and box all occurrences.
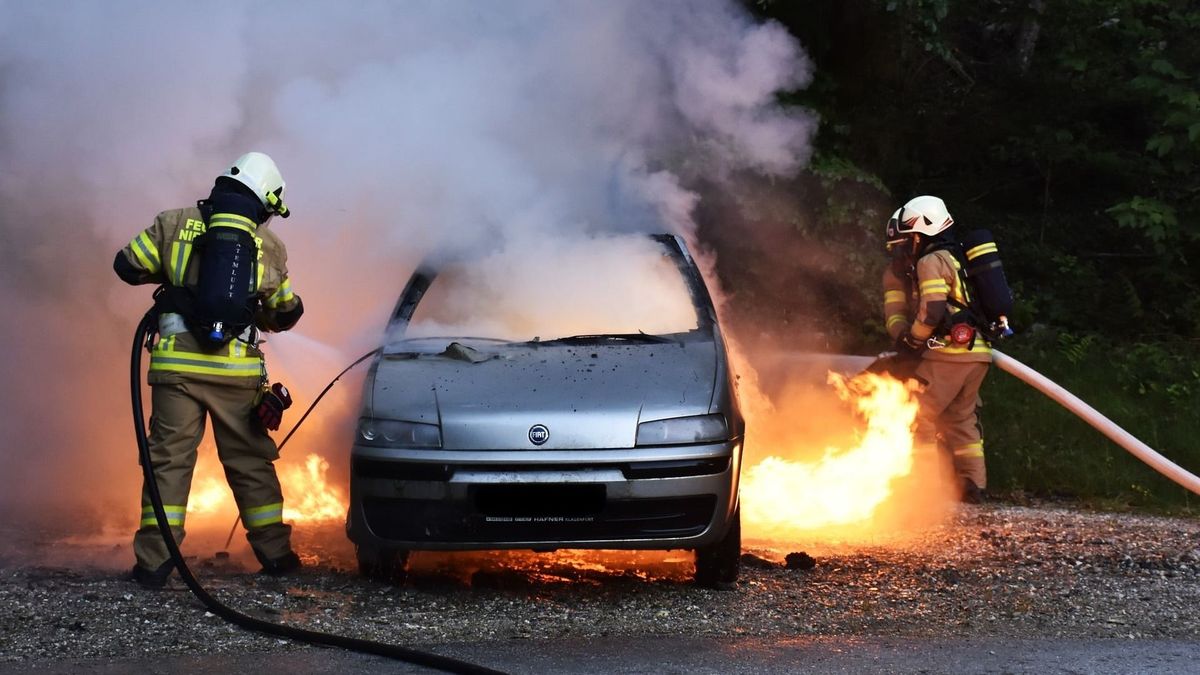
[693,506,740,589]
[356,545,409,584]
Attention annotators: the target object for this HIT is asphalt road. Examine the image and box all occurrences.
[6,635,1200,674]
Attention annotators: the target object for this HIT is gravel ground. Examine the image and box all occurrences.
[1,502,1198,664]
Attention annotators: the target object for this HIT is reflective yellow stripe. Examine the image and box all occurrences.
[141,505,186,514]
[140,516,185,526]
[266,278,294,309]
[130,232,161,273]
[920,284,950,297]
[140,504,186,527]
[242,502,284,528]
[953,442,985,458]
[169,241,180,284]
[149,356,263,377]
[208,213,257,236]
[168,240,193,286]
[937,342,992,355]
[965,243,998,260]
[151,339,262,377]
[884,290,906,304]
[886,314,908,329]
[946,255,970,305]
[129,243,154,272]
[949,257,970,305]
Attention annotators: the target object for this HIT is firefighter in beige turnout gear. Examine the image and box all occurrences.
[882,195,990,502]
[115,152,305,587]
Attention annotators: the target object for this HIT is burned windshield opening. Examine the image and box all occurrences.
[391,236,709,345]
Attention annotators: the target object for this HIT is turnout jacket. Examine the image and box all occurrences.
[882,248,991,364]
[116,207,302,388]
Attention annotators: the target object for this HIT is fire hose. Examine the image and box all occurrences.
[989,348,1200,496]
[130,309,507,675]
[873,348,1200,497]
[223,345,381,549]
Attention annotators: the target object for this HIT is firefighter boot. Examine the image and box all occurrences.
[129,560,175,590]
[961,478,985,504]
[257,550,302,576]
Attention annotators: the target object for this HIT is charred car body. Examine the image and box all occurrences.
[346,234,743,586]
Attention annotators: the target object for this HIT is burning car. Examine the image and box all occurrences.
[346,234,744,587]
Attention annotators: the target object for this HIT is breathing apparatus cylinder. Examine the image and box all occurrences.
[192,223,258,346]
[960,229,1014,338]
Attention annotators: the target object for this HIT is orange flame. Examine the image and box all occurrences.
[280,453,348,523]
[187,475,231,516]
[741,370,940,543]
[181,449,347,527]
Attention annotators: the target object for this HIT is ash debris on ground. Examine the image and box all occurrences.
[784,552,817,570]
[738,551,817,571]
[1,504,1199,663]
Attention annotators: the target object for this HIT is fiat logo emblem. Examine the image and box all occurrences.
[528,424,550,445]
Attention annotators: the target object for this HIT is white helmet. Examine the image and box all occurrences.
[222,151,290,218]
[888,195,952,239]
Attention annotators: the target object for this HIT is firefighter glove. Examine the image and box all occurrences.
[867,354,927,385]
[255,383,292,432]
[894,331,926,358]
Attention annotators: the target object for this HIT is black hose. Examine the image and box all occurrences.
[276,347,380,451]
[225,346,381,549]
[130,311,506,675]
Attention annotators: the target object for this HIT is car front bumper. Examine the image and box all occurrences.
[346,440,741,551]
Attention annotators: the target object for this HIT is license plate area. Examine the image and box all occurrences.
[473,483,606,518]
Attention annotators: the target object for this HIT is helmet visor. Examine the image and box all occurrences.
[885,216,910,252]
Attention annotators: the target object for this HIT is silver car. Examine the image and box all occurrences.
[346,234,744,587]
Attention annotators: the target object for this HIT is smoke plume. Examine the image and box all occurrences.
[0,1,815,535]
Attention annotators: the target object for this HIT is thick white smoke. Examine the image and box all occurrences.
[0,1,814,526]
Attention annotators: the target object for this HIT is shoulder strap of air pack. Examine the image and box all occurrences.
[154,205,211,320]
[921,242,966,303]
[924,242,991,336]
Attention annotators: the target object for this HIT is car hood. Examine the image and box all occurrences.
[366,340,717,450]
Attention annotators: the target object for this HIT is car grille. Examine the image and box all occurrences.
[353,456,729,482]
[361,493,718,543]
[355,458,454,481]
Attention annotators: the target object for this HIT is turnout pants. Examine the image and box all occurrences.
[914,359,990,490]
[133,380,293,571]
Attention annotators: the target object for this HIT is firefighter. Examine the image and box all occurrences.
[881,195,990,503]
[115,152,305,587]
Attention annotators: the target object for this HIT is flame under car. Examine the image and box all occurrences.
[346,234,744,587]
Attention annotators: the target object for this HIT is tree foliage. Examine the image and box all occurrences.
[747,0,1200,340]
[719,0,1200,507]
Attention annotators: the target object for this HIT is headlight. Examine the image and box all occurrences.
[635,413,728,446]
[357,418,442,448]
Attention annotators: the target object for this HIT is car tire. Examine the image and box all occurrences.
[693,505,740,590]
[356,545,409,584]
